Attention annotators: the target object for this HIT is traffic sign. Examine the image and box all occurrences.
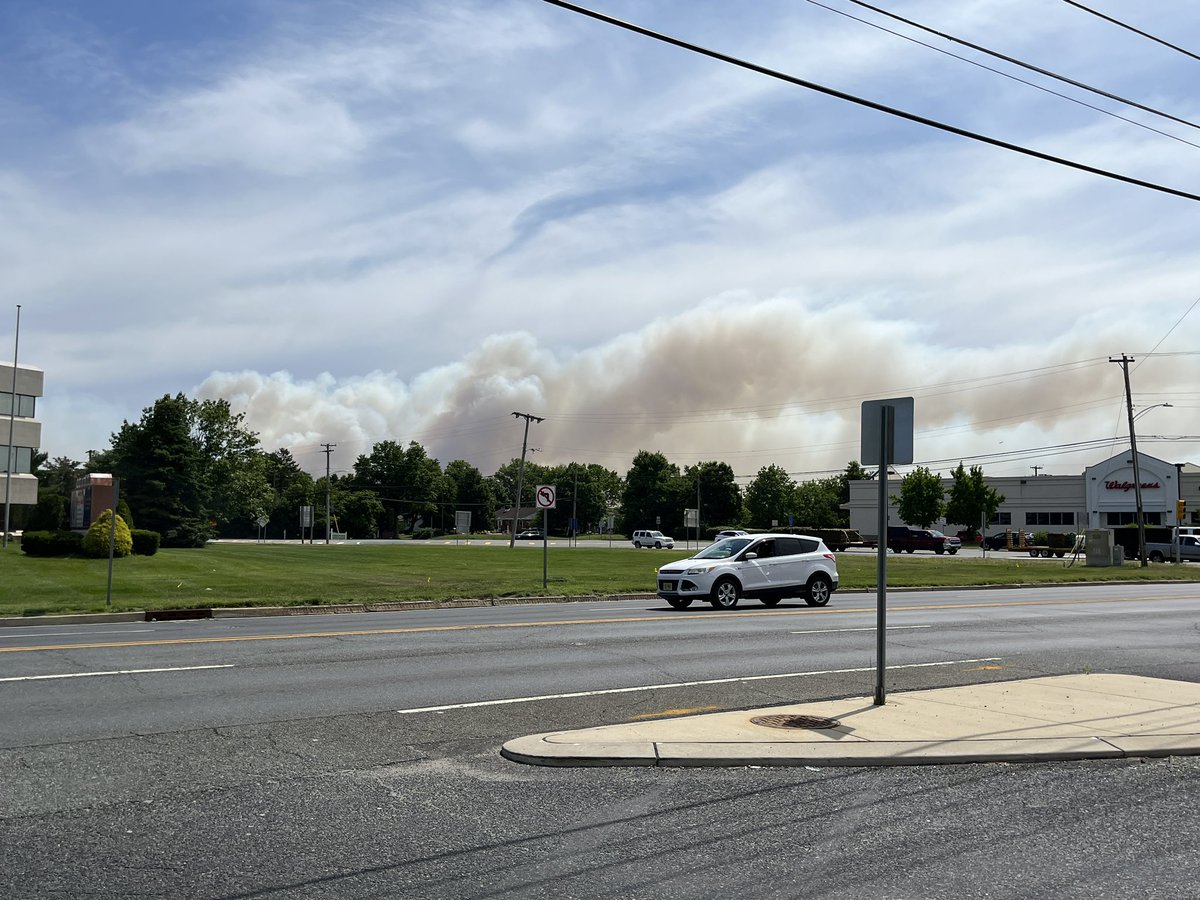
[535,485,557,509]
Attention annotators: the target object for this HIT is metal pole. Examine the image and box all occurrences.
[571,466,578,548]
[543,509,549,588]
[3,304,21,550]
[874,405,891,706]
[508,412,543,547]
[321,443,335,544]
[1112,356,1147,566]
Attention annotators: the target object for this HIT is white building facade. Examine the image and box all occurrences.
[847,449,1198,539]
[1,362,43,506]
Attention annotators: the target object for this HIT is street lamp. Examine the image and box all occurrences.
[1132,402,1172,422]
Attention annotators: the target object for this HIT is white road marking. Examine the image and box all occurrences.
[789,625,932,635]
[0,664,234,683]
[396,657,1002,714]
[0,630,155,639]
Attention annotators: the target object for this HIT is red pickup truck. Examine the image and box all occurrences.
[887,527,961,555]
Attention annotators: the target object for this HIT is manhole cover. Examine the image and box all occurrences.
[750,714,842,730]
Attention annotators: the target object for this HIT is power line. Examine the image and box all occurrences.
[541,0,1200,203]
[1061,1,1200,63]
[836,0,1200,136]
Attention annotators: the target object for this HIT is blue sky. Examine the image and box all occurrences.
[2,0,1197,480]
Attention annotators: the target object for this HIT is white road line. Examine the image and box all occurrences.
[790,625,932,635]
[0,630,155,639]
[396,657,1002,714]
[0,664,234,683]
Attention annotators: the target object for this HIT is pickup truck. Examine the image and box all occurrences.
[1146,534,1200,563]
[887,527,961,555]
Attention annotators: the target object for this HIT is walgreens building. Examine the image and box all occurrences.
[846,449,1199,539]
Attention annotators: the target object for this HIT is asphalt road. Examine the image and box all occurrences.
[2,583,1198,899]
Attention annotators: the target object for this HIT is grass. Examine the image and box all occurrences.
[0,542,1196,618]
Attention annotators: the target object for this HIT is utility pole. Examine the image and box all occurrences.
[1031,465,1042,477]
[509,412,543,547]
[1110,355,1147,567]
[570,465,579,547]
[3,304,21,550]
[321,442,336,544]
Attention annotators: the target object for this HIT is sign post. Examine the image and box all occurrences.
[861,397,914,706]
[535,485,557,589]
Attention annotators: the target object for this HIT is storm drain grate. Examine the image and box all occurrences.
[750,714,842,730]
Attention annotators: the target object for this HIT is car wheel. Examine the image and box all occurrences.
[710,578,740,609]
[634,542,641,549]
[805,574,832,607]
[906,548,914,554]
[1149,551,1165,563]
[948,548,958,555]
[759,595,781,607]
[654,541,662,549]
[935,548,944,555]
[666,597,693,609]
[1029,550,1039,557]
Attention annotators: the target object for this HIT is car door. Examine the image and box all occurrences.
[775,537,822,594]
[736,538,775,594]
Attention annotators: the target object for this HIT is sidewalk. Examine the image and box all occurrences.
[501,674,1200,767]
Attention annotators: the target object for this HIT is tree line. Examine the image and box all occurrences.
[17,393,1001,546]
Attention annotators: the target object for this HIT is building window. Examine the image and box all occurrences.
[1025,512,1076,526]
[1105,511,1162,526]
[989,512,1012,525]
[1,446,33,474]
[0,392,35,418]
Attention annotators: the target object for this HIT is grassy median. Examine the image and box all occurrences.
[1,541,1196,618]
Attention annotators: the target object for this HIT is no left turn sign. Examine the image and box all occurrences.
[535,485,557,509]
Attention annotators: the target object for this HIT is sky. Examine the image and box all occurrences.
[2,0,1198,483]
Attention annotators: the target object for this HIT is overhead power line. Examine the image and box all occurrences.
[836,0,1200,136]
[1060,1,1200,63]
[541,1,1200,203]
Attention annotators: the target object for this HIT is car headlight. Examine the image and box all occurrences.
[685,565,714,575]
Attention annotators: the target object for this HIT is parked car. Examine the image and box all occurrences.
[631,529,674,549]
[887,526,961,555]
[515,530,543,540]
[982,530,1034,551]
[713,529,748,542]
[1147,534,1200,563]
[656,533,839,610]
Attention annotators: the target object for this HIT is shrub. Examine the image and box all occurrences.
[131,529,161,556]
[160,520,211,548]
[117,498,135,530]
[82,511,133,558]
[21,530,84,557]
[27,494,69,531]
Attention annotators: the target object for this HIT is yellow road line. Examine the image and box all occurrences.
[2,592,1197,654]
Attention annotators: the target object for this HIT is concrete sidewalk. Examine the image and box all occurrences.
[501,674,1200,768]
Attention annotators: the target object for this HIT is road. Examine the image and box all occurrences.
[2,583,1198,898]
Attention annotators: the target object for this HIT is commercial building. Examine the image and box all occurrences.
[847,449,1199,540]
[1,361,42,507]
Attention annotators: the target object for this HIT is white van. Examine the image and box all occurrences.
[631,530,674,549]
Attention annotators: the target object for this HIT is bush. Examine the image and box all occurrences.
[117,498,135,530]
[20,530,84,557]
[27,494,69,531]
[160,520,211,548]
[82,511,133,558]
[131,529,161,556]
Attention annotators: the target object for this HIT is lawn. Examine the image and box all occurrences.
[0,542,1195,618]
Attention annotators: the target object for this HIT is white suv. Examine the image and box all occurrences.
[631,530,674,549]
[656,534,839,610]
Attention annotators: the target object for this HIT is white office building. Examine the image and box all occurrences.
[1,362,43,506]
[847,449,1198,539]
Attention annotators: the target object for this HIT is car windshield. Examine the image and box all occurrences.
[695,538,752,559]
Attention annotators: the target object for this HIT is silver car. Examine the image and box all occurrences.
[656,534,839,610]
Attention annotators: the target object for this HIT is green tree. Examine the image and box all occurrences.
[944,463,1006,538]
[894,466,946,529]
[685,461,742,531]
[262,449,314,537]
[619,450,680,534]
[108,394,210,547]
[744,464,795,529]
[793,476,845,528]
[839,461,869,512]
[444,459,494,532]
[352,440,445,534]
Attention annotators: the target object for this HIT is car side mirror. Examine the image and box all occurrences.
[743,552,758,560]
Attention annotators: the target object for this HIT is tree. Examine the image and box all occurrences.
[262,449,314,537]
[619,451,680,534]
[352,440,444,534]
[108,394,209,547]
[945,463,1006,538]
[793,476,845,528]
[444,459,495,532]
[685,461,742,531]
[894,467,946,529]
[744,464,795,529]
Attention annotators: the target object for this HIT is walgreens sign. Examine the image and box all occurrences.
[1105,480,1161,492]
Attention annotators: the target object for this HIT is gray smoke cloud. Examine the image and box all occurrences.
[196,296,1195,479]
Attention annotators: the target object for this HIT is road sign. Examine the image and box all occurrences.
[256,516,269,528]
[860,397,914,466]
[300,506,313,527]
[535,485,557,509]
